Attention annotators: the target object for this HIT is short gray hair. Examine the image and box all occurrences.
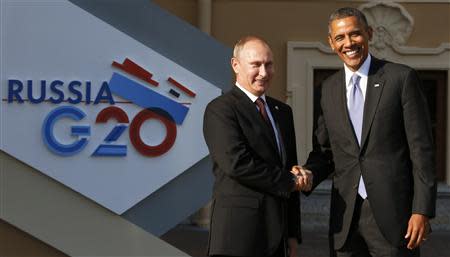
[232,35,270,58]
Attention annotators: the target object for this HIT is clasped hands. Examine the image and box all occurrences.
[291,165,313,192]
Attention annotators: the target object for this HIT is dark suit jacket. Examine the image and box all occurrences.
[305,57,437,249]
[203,86,301,257]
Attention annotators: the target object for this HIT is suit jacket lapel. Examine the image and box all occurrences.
[360,58,385,148]
[231,87,280,160]
[332,70,359,147]
[267,99,286,166]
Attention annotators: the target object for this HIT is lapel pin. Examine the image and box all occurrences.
[374,83,380,88]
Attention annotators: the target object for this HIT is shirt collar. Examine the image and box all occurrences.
[235,82,267,103]
[344,54,371,87]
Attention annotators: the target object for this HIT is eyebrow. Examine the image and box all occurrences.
[250,60,273,65]
[332,28,362,39]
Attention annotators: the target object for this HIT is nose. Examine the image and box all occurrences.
[259,65,267,77]
[343,35,353,48]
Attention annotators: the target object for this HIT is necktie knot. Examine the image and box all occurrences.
[352,74,361,89]
[350,74,362,103]
[255,97,265,108]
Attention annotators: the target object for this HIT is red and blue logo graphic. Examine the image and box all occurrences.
[8,58,197,158]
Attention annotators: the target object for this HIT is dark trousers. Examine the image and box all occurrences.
[335,196,420,257]
[212,239,286,257]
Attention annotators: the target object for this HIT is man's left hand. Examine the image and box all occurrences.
[287,238,298,257]
[404,214,430,249]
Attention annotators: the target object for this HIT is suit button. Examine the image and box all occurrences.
[359,157,365,161]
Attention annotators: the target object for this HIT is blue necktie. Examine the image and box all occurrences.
[348,74,367,199]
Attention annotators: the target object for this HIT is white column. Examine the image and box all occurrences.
[188,0,213,228]
[198,0,212,35]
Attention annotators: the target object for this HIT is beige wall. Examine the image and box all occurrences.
[153,0,198,26]
[153,0,450,101]
[405,3,450,47]
[0,219,68,257]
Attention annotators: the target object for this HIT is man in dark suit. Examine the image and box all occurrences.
[203,36,306,257]
[298,7,437,257]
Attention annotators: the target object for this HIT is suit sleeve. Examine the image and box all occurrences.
[284,106,302,243]
[203,100,296,198]
[401,69,437,217]
[303,84,335,191]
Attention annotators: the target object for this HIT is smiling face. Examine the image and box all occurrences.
[231,39,274,96]
[328,16,373,72]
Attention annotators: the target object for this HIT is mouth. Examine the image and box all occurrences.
[344,47,361,58]
[255,79,268,84]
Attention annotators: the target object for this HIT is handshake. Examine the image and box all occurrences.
[291,165,313,192]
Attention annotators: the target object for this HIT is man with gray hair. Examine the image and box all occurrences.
[204,36,309,257]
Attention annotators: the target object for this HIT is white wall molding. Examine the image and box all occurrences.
[360,2,414,57]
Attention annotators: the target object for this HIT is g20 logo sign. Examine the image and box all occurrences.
[7,58,196,157]
[41,105,177,157]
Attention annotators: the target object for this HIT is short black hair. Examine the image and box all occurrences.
[328,7,369,34]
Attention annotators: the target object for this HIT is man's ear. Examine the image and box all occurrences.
[367,26,373,41]
[328,36,335,52]
[231,57,239,74]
